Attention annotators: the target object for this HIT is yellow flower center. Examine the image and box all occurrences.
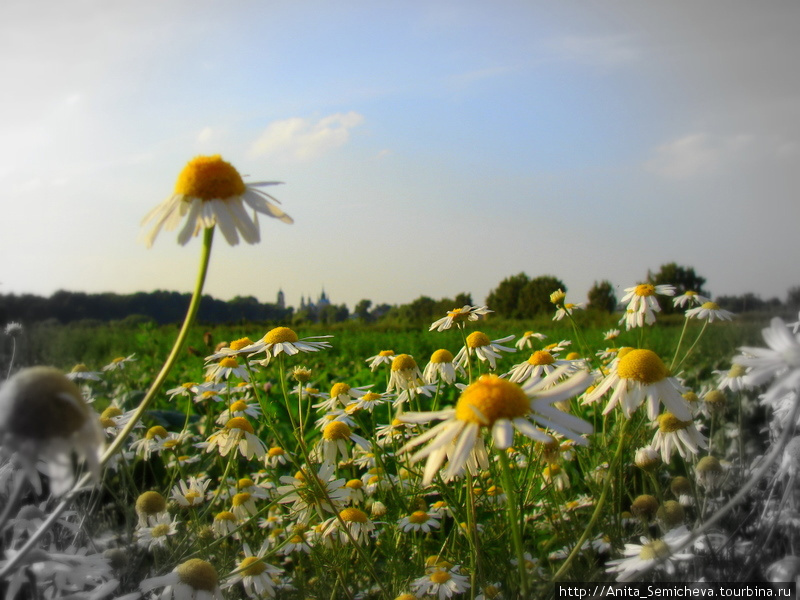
[379,350,395,357]
[146,426,168,440]
[174,155,245,201]
[323,420,352,441]
[683,391,699,403]
[391,354,417,371]
[136,491,166,515]
[229,337,254,351]
[617,349,669,384]
[218,357,239,369]
[330,383,351,398]
[225,417,254,434]
[346,479,363,489]
[634,284,656,297]
[71,363,89,373]
[151,523,171,537]
[704,390,725,404]
[101,406,123,420]
[361,392,382,402]
[565,352,580,361]
[264,326,299,344]
[232,492,252,506]
[430,349,454,364]
[176,558,219,591]
[455,374,529,426]
[696,455,722,474]
[112,357,126,363]
[289,534,305,543]
[527,351,555,366]
[214,511,236,522]
[184,491,202,502]
[268,447,284,457]
[429,570,452,584]
[550,289,566,304]
[728,364,747,378]
[339,507,368,523]
[701,302,720,310]
[229,400,248,413]
[466,331,491,349]
[658,412,693,433]
[639,539,671,561]
[408,510,430,524]
[239,556,267,577]
[237,478,254,489]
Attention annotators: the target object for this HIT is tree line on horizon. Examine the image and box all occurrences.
[1,263,796,328]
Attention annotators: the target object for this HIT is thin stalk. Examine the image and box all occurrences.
[497,449,529,596]
[553,417,632,580]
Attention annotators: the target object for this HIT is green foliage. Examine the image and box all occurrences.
[486,273,566,319]
[647,262,708,314]
[587,279,617,313]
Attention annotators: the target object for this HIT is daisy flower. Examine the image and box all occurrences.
[102,353,136,372]
[454,331,515,371]
[685,301,734,322]
[619,284,676,330]
[171,476,212,508]
[136,513,179,550]
[313,420,371,464]
[506,350,571,383]
[673,290,709,308]
[604,329,621,341]
[204,337,257,361]
[212,511,239,538]
[222,543,282,600]
[130,426,188,459]
[313,382,370,412]
[66,363,103,382]
[423,349,465,385]
[734,317,800,406]
[410,565,470,598]
[399,367,593,485]
[141,154,292,247]
[243,326,332,366]
[553,302,586,322]
[215,399,261,424]
[204,357,250,382]
[204,417,266,460]
[365,350,395,371]
[321,507,375,545]
[516,331,547,350]
[140,558,223,600]
[397,510,441,533]
[583,348,692,421]
[430,305,492,332]
[349,391,388,413]
[715,363,751,393]
[387,354,424,393]
[136,491,169,527]
[651,412,708,464]
[0,367,103,496]
[265,446,290,468]
[276,462,349,522]
[605,526,693,581]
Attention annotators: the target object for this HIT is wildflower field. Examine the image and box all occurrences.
[2,156,800,600]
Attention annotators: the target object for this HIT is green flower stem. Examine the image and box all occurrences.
[0,227,216,580]
[497,449,529,596]
[553,417,632,581]
[669,316,691,371]
[102,227,215,466]
[671,319,709,375]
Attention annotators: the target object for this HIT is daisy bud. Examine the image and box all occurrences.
[656,500,685,532]
[630,494,659,521]
[634,446,661,471]
[695,456,724,491]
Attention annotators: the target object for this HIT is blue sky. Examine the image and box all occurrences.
[2,1,799,311]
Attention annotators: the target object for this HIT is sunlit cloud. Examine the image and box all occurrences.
[645,132,753,179]
[249,112,365,162]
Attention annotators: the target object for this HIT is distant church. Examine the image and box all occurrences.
[298,289,331,316]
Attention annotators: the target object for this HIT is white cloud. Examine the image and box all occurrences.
[249,112,364,161]
[645,132,753,179]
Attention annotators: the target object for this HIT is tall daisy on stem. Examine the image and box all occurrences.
[0,154,293,580]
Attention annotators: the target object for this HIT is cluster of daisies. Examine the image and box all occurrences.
[0,147,796,598]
